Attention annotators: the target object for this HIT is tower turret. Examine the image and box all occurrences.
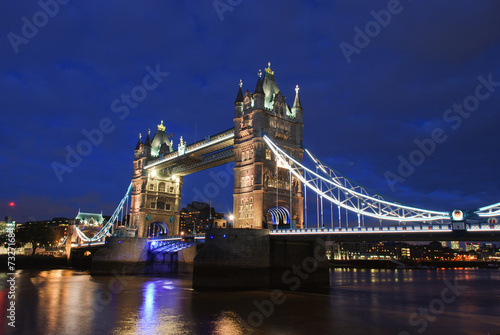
[292,85,303,122]
[253,69,264,110]
[135,133,142,151]
[234,79,244,118]
[233,63,304,230]
[144,129,152,157]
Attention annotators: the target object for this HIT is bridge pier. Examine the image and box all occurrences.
[90,237,150,275]
[89,237,197,275]
[269,237,330,290]
[193,229,329,290]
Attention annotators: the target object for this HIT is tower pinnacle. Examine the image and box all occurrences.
[265,62,274,76]
[158,120,166,132]
[293,84,302,111]
[235,79,244,103]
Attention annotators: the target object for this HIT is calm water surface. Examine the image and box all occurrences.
[1,268,499,335]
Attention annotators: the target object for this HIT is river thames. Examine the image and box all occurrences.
[1,268,499,335]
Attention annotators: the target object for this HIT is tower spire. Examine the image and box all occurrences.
[254,70,264,94]
[145,129,151,146]
[265,62,274,77]
[157,120,165,132]
[135,133,142,150]
[235,79,244,103]
[293,84,302,110]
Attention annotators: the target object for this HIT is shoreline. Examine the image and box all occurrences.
[330,259,500,269]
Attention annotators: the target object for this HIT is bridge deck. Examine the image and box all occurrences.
[144,128,234,175]
[146,224,500,244]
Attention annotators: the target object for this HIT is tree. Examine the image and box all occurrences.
[16,223,57,255]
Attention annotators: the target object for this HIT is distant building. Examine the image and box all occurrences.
[465,242,480,252]
[450,241,461,250]
[75,210,106,242]
[179,201,224,234]
[75,210,104,226]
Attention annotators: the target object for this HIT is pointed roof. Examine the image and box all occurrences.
[145,129,152,147]
[75,210,104,224]
[262,62,281,108]
[135,133,142,150]
[293,85,303,111]
[235,79,244,103]
[254,69,264,94]
[151,120,172,156]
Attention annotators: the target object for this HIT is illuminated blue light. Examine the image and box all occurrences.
[118,241,121,244]
[223,234,226,238]
[210,235,214,239]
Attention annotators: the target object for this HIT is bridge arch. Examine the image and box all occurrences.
[267,206,290,228]
[148,222,169,238]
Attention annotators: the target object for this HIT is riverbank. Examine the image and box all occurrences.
[330,259,500,269]
[0,255,69,271]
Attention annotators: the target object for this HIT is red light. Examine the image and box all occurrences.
[8,201,15,207]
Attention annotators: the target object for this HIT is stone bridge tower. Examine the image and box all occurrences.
[130,121,182,238]
[233,63,304,229]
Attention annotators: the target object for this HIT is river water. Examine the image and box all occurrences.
[1,268,499,335]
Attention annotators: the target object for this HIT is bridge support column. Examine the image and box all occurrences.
[193,229,270,290]
[90,237,150,275]
[193,229,330,290]
[270,238,330,289]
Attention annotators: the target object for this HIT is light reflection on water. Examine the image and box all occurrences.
[1,268,499,335]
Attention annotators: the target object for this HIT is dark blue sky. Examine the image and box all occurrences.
[2,1,500,222]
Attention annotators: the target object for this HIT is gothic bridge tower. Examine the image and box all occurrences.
[130,121,182,238]
[233,63,304,229]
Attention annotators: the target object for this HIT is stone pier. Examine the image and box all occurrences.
[193,228,330,290]
[90,237,196,275]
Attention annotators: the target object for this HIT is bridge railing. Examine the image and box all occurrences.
[269,223,500,234]
[184,128,234,153]
[149,234,206,242]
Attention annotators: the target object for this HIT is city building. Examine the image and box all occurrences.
[179,201,224,235]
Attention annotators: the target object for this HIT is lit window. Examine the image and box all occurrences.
[266,149,272,160]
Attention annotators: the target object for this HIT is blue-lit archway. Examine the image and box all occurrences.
[148,222,168,238]
[268,206,290,227]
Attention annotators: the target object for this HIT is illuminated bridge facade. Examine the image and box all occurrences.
[75,63,500,245]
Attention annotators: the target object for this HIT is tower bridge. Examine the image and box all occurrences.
[79,63,500,288]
